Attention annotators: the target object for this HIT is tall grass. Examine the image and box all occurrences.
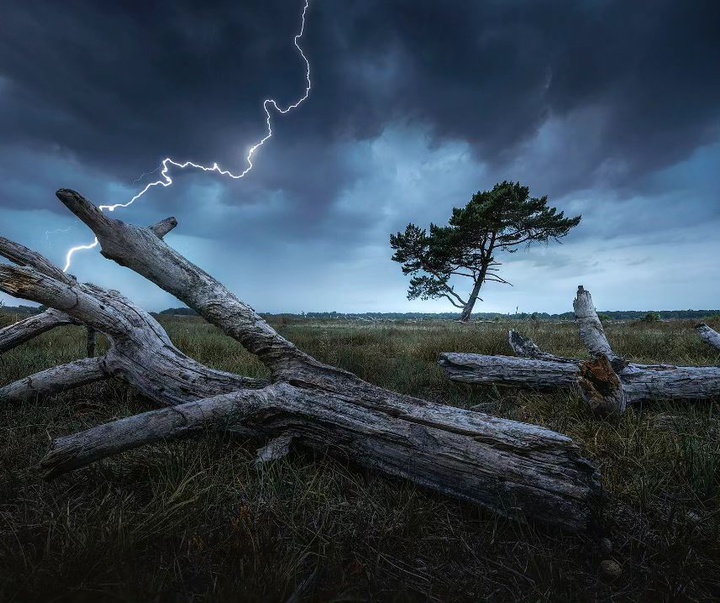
[1,315,719,601]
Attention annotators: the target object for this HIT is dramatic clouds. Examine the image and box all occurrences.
[0,0,718,313]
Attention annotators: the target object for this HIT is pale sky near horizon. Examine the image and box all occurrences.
[1,0,718,315]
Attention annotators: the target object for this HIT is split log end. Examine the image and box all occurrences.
[578,355,627,416]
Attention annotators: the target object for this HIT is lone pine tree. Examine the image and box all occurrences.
[390,181,581,322]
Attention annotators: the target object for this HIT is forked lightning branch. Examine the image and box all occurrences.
[63,0,312,272]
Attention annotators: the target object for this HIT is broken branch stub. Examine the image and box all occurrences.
[696,323,720,352]
[0,188,604,531]
[0,308,78,354]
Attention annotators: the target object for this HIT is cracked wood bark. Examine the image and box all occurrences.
[510,326,627,414]
[697,323,720,352]
[0,188,605,531]
[40,382,600,531]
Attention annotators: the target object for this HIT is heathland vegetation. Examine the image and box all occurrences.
[1,313,719,600]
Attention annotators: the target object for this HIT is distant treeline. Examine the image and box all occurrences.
[3,305,719,322]
[266,310,720,321]
[152,307,719,321]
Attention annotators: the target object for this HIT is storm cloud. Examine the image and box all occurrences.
[1,0,718,313]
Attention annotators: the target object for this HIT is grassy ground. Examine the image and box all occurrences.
[1,315,719,602]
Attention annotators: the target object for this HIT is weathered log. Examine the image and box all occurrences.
[697,323,720,352]
[573,286,627,372]
[40,381,600,531]
[440,349,720,404]
[439,353,580,388]
[442,299,720,409]
[0,188,605,531]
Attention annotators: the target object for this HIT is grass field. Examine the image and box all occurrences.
[1,315,719,601]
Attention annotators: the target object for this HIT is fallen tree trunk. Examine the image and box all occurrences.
[439,351,720,405]
[0,188,603,531]
[440,290,720,410]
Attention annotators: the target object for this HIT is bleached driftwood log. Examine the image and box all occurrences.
[440,288,720,413]
[0,189,602,531]
[439,351,720,405]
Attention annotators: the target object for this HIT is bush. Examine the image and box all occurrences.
[641,312,661,323]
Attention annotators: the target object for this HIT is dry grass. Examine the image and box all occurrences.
[0,314,719,601]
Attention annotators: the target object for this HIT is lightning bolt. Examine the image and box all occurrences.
[63,0,312,272]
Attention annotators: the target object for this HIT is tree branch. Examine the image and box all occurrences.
[0,236,75,285]
[0,262,267,405]
[0,308,79,354]
[441,294,466,309]
[150,217,178,239]
[0,356,109,403]
[56,188,312,378]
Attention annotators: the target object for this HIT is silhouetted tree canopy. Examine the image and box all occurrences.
[390,181,582,321]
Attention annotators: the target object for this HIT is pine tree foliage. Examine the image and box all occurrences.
[390,181,581,320]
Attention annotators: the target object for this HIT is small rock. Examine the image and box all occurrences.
[686,511,702,525]
[601,559,622,578]
[599,537,613,554]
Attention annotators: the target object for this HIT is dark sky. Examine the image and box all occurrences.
[1,0,718,313]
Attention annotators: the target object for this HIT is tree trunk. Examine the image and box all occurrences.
[86,326,97,357]
[573,286,627,372]
[0,188,603,532]
[440,289,720,411]
[458,265,487,322]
